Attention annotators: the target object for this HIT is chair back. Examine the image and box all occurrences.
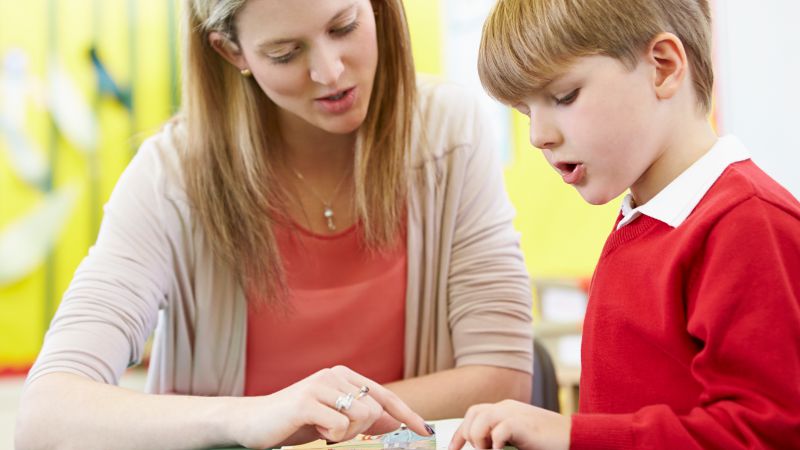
[532,339,560,412]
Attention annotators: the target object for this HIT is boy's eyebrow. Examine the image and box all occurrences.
[546,70,575,88]
[256,3,358,48]
[525,77,558,98]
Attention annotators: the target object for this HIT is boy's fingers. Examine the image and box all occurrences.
[449,424,467,450]
[490,421,512,450]
[460,404,491,449]
[467,412,494,450]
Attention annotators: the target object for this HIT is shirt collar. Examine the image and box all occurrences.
[618,135,751,229]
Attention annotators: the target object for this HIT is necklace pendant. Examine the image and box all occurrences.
[323,206,336,231]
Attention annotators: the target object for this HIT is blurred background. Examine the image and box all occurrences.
[1,0,798,446]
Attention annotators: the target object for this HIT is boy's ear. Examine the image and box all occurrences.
[647,32,688,101]
[209,31,247,70]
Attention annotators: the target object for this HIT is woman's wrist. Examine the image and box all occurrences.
[218,395,257,447]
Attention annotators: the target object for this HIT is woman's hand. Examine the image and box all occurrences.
[229,366,431,449]
[449,400,570,450]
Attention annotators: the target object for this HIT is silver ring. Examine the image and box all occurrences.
[355,385,369,400]
[335,392,354,412]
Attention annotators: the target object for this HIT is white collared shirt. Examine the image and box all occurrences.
[618,135,751,230]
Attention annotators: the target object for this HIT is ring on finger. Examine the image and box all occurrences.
[355,385,369,400]
[335,392,355,412]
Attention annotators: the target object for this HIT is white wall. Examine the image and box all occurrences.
[714,1,800,197]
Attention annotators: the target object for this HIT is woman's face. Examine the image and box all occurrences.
[226,0,379,137]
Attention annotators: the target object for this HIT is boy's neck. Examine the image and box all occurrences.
[630,115,718,207]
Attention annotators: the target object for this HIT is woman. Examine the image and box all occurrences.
[15,0,533,448]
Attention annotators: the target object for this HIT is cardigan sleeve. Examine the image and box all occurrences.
[445,91,534,374]
[26,138,176,386]
[570,196,800,449]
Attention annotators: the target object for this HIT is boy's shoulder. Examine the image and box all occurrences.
[693,159,800,231]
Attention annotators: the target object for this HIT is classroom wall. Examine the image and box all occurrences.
[713,1,800,197]
[0,0,179,371]
[1,0,797,371]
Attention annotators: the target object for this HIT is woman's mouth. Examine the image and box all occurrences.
[324,91,347,101]
[554,162,586,185]
[315,87,357,114]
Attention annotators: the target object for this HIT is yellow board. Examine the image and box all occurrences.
[0,0,614,369]
[504,112,620,279]
[0,0,180,369]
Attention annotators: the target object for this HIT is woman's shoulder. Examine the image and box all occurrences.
[415,74,484,127]
[411,75,493,167]
[126,118,190,203]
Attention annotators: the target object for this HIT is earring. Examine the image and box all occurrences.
[240,68,252,77]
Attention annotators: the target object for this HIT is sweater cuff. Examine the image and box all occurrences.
[570,413,635,450]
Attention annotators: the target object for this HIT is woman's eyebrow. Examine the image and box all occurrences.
[256,3,358,48]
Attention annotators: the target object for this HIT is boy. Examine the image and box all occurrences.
[451,1,800,449]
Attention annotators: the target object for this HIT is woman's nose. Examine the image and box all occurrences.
[309,46,344,86]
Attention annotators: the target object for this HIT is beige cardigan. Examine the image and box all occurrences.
[28,78,533,395]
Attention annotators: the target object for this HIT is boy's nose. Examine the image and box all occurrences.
[309,47,344,86]
[529,117,561,150]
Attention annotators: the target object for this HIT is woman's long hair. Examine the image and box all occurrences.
[180,0,416,305]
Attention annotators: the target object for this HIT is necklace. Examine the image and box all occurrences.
[290,166,350,231]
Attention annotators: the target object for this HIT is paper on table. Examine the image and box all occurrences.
[431,419,473,450]
[278,419,472,450]
[434,418,515,450]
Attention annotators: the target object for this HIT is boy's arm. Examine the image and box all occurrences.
[570,197,800,450]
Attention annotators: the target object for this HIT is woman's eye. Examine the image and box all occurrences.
[269,48,299,64]
[331,20,359,36]
[555,89,579,105]
[267,19,359,64]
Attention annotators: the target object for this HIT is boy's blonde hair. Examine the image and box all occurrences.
[181,0,416,305]
[478,0,713,112]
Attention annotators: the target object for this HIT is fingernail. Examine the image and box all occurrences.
[424,423,435,436]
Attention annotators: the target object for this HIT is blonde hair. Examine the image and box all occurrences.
[180,0,416,305]
[478,0,713,112]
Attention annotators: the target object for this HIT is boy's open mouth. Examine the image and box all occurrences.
[554,161,585,185]
[556,162,579,174]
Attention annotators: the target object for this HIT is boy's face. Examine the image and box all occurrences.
[514,55,668,205]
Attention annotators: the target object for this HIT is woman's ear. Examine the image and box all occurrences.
[647,32,688,101]
[209,31,247,70]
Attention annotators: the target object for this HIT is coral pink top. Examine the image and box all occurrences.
[244,222,406,396]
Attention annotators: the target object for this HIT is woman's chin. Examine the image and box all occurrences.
[319,116,366,136]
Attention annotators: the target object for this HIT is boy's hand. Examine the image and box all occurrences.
[449,400,570,450]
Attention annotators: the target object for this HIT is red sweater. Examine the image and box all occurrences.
[570,160,800,450]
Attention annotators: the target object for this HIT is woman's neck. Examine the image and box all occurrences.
[278,121,356,176]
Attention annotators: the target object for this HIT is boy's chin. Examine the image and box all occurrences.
[577,188,617,206]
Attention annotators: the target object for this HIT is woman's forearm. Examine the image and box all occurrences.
[385,365,531,420]
[15,372,240,450]
[16,367,432,450]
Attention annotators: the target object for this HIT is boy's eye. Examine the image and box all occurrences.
[555,89,580,105]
